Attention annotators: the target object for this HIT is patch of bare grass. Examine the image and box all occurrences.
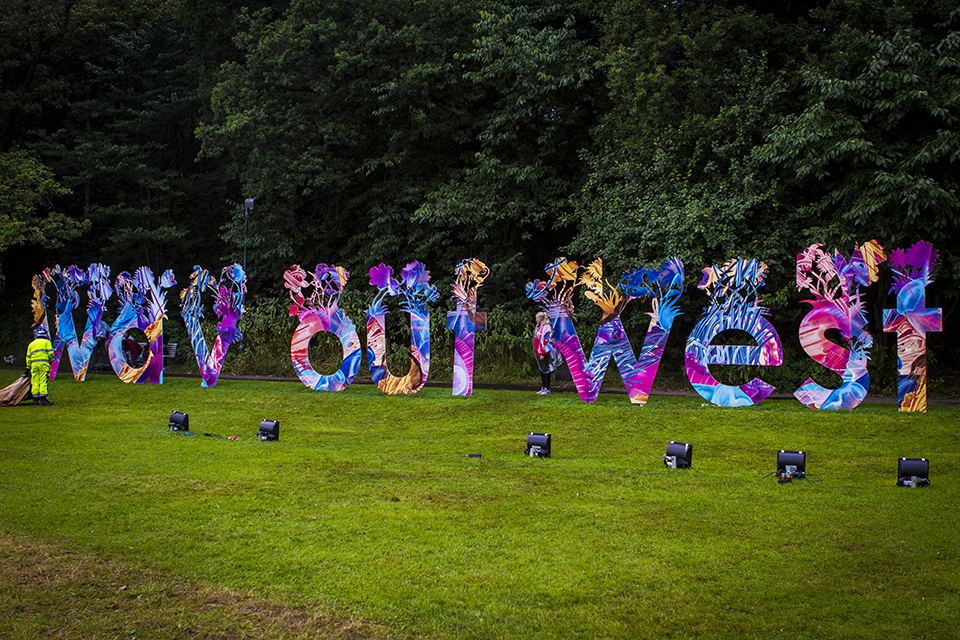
[0,531,390,640]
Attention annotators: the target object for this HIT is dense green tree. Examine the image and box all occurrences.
[198,0,482,294]
[198,0,603,304]
[568,1,815,304]
[34,3,250,280]
[0,149,85,282]
[0,0,75,150]
[413,2,602,294]
[0,0,263,289]
[754,1,960,289]
[0,0,96,288]
[0,0,955,357]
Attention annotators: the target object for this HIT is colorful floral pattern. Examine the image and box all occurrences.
[446,258,489,396]
[525,257,684,404]
[366,261,439,395]
[685,258,783,407]
[50,264,113,381]
[525,257,590,398]
[613,258,685,404]
[794,241,886,410]
[883,241,941,412]
[30,269,54,335]
[30,268,57,377]
[285,264,362,392]
[180,264,247,387]
[107,267,176,384]
[23,239,943,411]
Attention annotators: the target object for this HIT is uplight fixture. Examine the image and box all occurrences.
[525,432,551,458]
[663,441,693,468]
[776,450,806,481]
[169,411,189,432]
[258,419,279,441]
[897,457,929,487]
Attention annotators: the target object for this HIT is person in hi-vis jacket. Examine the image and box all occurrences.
[26,327,53,406]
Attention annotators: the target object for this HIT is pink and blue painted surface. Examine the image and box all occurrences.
[883,241,941,412]
[26,240,942,410]
[49,264,113,381]
[285,264,362,392]
[180,264,247,387]
[30,269,55,343]
[526,257,684,404]
[794,241,886,410]
[107,267,176,384]
[366,261,439,395]
[685,258,783,407]
[447,258,489,396]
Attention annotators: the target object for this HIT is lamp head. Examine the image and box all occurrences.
[525,432,551,457]
[258,419,279,441]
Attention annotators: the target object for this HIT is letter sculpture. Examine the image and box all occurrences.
[526,257,684,404]
[108,267,176,384]
[794,241,886,409]
[685,258,783,407]
[30,269,57,376]
[447,258,489,396]
[883,241,942,412]
[181,264,247,387]
[286,263,362,391]
[50,264,113,381]
[366,261,439,394]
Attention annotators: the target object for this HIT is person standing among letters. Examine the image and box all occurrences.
[533,312,562,395]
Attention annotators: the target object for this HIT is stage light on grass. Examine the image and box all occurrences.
[258,419,279,441]
[897,457,929,487]
[525,432,550,458]
[663,441,692,468]
[777,450,806,482]
[169,411,189,432]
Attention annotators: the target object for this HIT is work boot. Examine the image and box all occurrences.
[37,396,53,406]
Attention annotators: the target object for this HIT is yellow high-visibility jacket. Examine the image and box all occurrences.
[26,337,53,367]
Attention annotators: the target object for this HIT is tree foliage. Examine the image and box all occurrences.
[198,0,481,290]
[755,2,960,286]
[0,149,84,280]
[0,0,258,286]
[568,2,813,304]
[413,2,602,290]
[198,0,602,303]
[0,0,955,338]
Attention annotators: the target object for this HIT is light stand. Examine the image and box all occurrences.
[240,197,254,355]
[169,411,189,432]
[663,441,693,468]
[258,419,279,441]
[776,450,806,482]
[897,457,930,487]
[525,432,551,458]
[243,198,254,278]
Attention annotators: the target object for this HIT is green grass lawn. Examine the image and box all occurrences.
[1,372,959,639]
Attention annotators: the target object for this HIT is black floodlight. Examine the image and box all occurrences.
[525,432,551,458]
[169,411,189,432]
[258,419,279,441]
[897,457,930,487]
[777,450,806,481]
[663,441,693,469]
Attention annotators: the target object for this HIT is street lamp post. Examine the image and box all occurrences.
[240,198,254,355]
[244,198,255,277]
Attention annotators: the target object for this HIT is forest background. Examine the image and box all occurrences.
[1,0,958,396]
